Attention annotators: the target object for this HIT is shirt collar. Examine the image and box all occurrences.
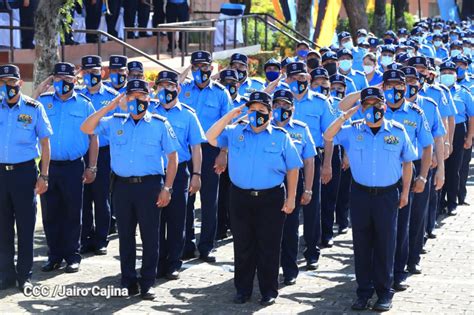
[192,79,213,90]
[121,111,153,124]
[157,101,182,111]
[361,119,390,133]
[1,93,22,109]
[243,122,273,134]
[53,90,77,102]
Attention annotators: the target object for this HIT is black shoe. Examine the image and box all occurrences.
[320,239,334,248]
[260,296,276,306]
[140,287,156,300]
[407,264,422,274]
[0,278,15,290]
[80,245,95,255]
[166,270,180,280]
[393,280,409,291]
[18,280,33,294]
[94,247,107,255]
[65,263,80,273]
[41,261,61,272]
[458,200,470,206]
[338,227,349,234]
[283,277,296,285]
[233,293,251,304]
[306,261,318,271]
[215,232,229,241]
[199,254,216,263]
[373,298,392,312]
[108,224,117,235]
[421,248,428,254]
[351,297,370,310]
[427,232,437,239]
[182,251,196,260]
[124,283,139,297]
[448,208,458,216]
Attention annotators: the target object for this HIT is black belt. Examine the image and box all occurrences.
[0,159,35,171]
[99,146,110,153]
[353,180,400,196]
[50,157,83,166]
[115,174,162,184]
[232,183,284,197]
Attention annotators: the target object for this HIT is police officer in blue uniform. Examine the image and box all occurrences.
[81,79,179,300]
[432,33,449,60]
[337,48,369,91]
[321,51,358,95]
[230,53,265,98]
[338,31,365,73]
[38,62,98,273]
[151,70,206,280]
[309,67,330,96]
[0,64,53,291]
[379,45,397,72]
[263,58,289,94]
[206,91,302,306]
[307,50,321,73]
[106,55,128,94]
[79,55,119,255]
[363,53,384,86]
[179,51,232,262]
[324,87,417,312]
[272,89,316,285]
[127,61,145,80]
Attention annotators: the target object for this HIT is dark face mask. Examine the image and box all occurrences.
[127,99,148,115]
[405,84,418,98]
[323,62,338,76]
[84,72,101,88]
[425,75,435,85]
[1,84,20,100]
[419,74,426,85]
[236,69,247,82]
[248,110,270,127]
[384,87,405,104]
[289,80,308,94]
[110,73,126,86]
[158,88,178,104]
[331,89,345,99]
[53,80,74,96]
[364,103,385,124]
[273,107,292,122]
[307,58,319,69]
[312,85,330,96]
[225,83,238,97]
[192,69,212,84]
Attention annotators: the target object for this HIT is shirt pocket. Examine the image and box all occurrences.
[69,110,86,123]
[202,101,219,119]
[171,121,186,140]
[142,137,160,156]
[15,120,35,144]
[304,113,321,133]
[263,145,283,165]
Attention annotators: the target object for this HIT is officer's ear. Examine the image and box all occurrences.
[101,69,106,79]
[210,65,214,72]
[176,83,181,94]
[305,73,311,82]
[18,79,24,87]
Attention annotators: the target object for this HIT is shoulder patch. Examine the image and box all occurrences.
[212,81,226,90]
[273,126,288,134]
[151,113,167,122]
[103,84,120,95]
[39,91,54,97]
[23,96,40,108]
[113,113,128,118]
[77,93,91,102]
[423,96,437,107]
[410,103,424,115]
[181,103,196,113]
[438,84,449,93]
[292,119,308,127]
[391,120,405,130]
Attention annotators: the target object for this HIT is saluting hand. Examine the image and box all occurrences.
[35,177,48,195]
[227,104,246,121]
[108,93,127,112]
[281,197,295,214]
[33,75,53,99]
[156,189,171,208]
[263,73,282,94]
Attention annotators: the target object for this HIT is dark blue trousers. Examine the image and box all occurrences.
[350,183,399,300]
[280,173,304,280]
[84,0,102,43]
[158,163,189,275]
[302,155,321,263]
[336,167,351,230]
[185,143,220,256]
[41,159,84,265]
[113,175,163,290]
[321,145,342,242]
[0,160,37,284]
[82,146,111,250]
[216,167,231,238]
[458,146,472,204]
[426,167,439,235]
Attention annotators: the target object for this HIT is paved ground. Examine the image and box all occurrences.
[1,167,474,314]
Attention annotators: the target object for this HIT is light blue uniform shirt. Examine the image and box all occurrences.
[418,45,435,58]
[449,84,474,123]
[293,90,338,148]
[272,118,317,160]
[38,91,95,161]
[0,95,53,163]
[217,123,303,189]
[368,69,384,86]
[413,95,447,154]
[179,80,232,132]
[344,75,358,95]
[150,101,206,163]
[352,47,367,72]
[420,83,457,118]
[104,81,127,94]
[95,111,178,177]
[238,77,265,98]
[336,119,417,187]
[79,84,119,147]
[435,47,449,60]
[342,69,369,91]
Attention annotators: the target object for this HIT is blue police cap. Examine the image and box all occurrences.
[383,69,406,82]
[450,40,463,48]
[53,62,75,76]
[126,79,149,94]
[156,70,179,84]
[296,41,310,49]
[384,38,395,45]
[321,51,338,63]
[337,48,353,59]
[319,46,331,55]
[368,37,379,47]
[405,40,419,49]
[398,28,408,35]
[329,73,346,86]
[247,91,272,110]
[386,62,403,70]
[357,29,368,37]
[310,67,329,80]
[219,69,239,81]
[273,89,293,104]
[286,62,307,76]
[360,87,384,103]
[337,31,351,42]
[434,22,444,28]
[384,30,397,38]
[109,55,128,69]
[191,50,212,64]
[230,53,248,65]
[408,56,428,68]
[127,61,144,72]
[264,58,281,70]
[281,56,295,68]
[81,55,102,69]
[451,54,470,65]
[395,52,410,64]
[411,26,423,35]
[307,50,321,58]
[401,66,418,78]
[432,33,443,39]
[439,60,456,71]
[0,64,20,79]
[380,45,396,54]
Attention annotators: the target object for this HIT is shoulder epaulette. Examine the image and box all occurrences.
[23,96,40,108]
[423,96,437,107]
[213,81,226,90]
[460,85,470,93]
[103,84,119,95]
[292,119,308,127]
[39,91,54,97]
[77,93,91,102]
[241,96,249,102]
[351,119,364,126]
[273,126,288,134]
[151,113,167,122]
[113,113,128,118]
[181,103,196,113]
[410,103,424,115]
[252,77,265,84]
[438,84,450,93]
[354,70,365,76]
[391,120,405,130]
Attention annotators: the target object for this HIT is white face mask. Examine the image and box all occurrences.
[451,49,461,57]
[434,40,442,47]
[380,55,393,66]
[357,36,367,44]
[463,47,472,55]
[342,40,354,50]
[434,29,442,35]
[363,65,375,74]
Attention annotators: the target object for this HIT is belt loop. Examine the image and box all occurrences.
[5,165,14,171]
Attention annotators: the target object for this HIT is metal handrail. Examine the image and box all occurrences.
[0,25,33,63]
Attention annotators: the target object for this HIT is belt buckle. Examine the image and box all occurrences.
[250,190,259,197]
[5,165,14,171]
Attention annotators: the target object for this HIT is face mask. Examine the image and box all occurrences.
[248,110,269,128]
[225,83,238,97]
[273,107,292,122]
[289,80,308,94]
[384,87,404,103]
[127,99,148,115]
[450,49,461,57]
[405,84,419,98]
[53,80,74,96]
[110,73,126,86]
[434,29,442,35]
[450,35,458,42]
[307,58,319,69]
[419,74,426,85]
[359,47,368,55]
[83,72,101,87]
[433,40,442,47]
[399,37,407,43]
[324,63,338,76]
[380,56,394,66]
[364,104,385,124]
[363,65,375,74]
[342,41,353,50]
[331,89,345,99]
[463,47,471,56]
[312,85,330,96]
[192,69,212,84]
[297,50,309,58]
[357,36,367,44]
[412,36,421,42]
[0,84,19,100]
[265,71,280,82]
[339,60,353,72]
[158,88,178,104]
[426,76,435,85]
[236,69,247,82]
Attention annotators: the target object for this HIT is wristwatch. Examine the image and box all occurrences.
[304,190,313,195]
[162,186,173,194]
[87,166,98,173]
[339,113,347,122]
[192,172,201,177]
[39,174,49,181]
[416,176,427,184]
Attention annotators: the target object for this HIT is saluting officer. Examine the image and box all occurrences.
[106,55,128,94]
[263,58,289,94]
[272,89,316,286]
[324,87,417,312]
[179,51,232,262]
[230,53,265,98]
[206,91,302,306]
[81,79,179,300]
[0,65,52,291]
[151,70,206,280]
[38,62,98,273]
[79,55,119,255]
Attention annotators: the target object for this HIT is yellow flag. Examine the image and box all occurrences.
[366,0,375,11]
[272,0,285,21]
[317,0,342,47]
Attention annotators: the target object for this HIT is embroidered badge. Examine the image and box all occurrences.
[403,119,417,127]
[185,92,191,98]
[168,127,177,139]
[18,114,32,124]
[238,135,244,142]
[384,135,399,144]
[356,134,363,141]
[47,103,53,109]
[290,132,303,141]
[117,130,123,135]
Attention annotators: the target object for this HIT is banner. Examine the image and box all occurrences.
[437,0,460,22]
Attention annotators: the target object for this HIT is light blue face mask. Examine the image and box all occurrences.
[339,60,353,72]
[433,40,442,47]
[450,49,461,57]
[463,47,471,56]
[380,55,393,66]
[357,36,367,45]
[440,73,456,87]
